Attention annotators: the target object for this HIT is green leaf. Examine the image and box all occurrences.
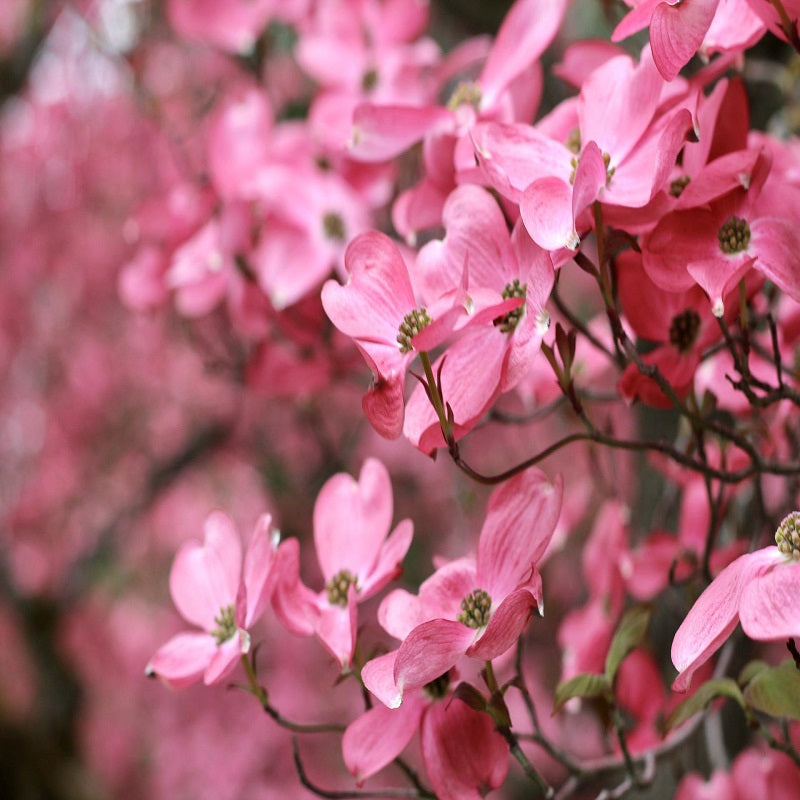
[553,673,610,714]
[487,690,512,728]
[605,605,651,685]
[738,659,770,687]
[664,678,746,732]
[743,660,800,721]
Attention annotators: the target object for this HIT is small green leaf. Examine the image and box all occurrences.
[738,659,770,687]
[487,690,512,728]
[553,673,611,714]
[664,678,745,732]
[743,660,800,721]
[605,605,651,685]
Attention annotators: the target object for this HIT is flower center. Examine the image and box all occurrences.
[397,307,432,353]
[457,588,492,629]
[423,671,451,700]
[668,308,701,352]
[717,215,751,254]
[210,604,237,645]
[361,68,378,92]
[566,127,581,155]
[447,81,482,111]
[569,150,615,185]
[326,568,358,607]
[776,511,800,560]
[322,211,346,242]
[669,175,691,198]
[493,278,527,333]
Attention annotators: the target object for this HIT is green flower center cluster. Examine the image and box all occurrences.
[494,278,528,333]
[361,68,378,92]
[776,511,800,560]
[211,604,237,645]
[669,175,691,198]
[397,307,432,353]
[326,568,358,607]
[566,127,581,155]
[447,81,482,111]
[717,215,751,254]
[323,211,346,242]
[669,308,701,352]
[423,672,451,700]
[457,588,492,629]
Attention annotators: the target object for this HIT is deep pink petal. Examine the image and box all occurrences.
[650,0,720,81]
[421,698,509,800]
[572,140,609,220]
[362,372,406,439]
[751,218,800,303]
[671,548,776,690]
[476,469,562,600]
[394,619,476,696]
[343,694,426,783]
[314,458,393,581]
[740,554,800,640]
[145,632,217,690]
[467,587,539,660]
[169,511,242,631]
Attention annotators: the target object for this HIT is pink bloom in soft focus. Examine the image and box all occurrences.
[671,511,800,691]
[272,458,413,669]
[365,468,562,707]
[146,512,281,689]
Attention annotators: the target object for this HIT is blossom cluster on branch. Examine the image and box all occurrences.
[4,0,800,798]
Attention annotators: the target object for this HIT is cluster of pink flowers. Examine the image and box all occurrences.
[4,0,800,797]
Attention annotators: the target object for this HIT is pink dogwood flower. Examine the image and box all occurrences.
[363,468,562,707]
[146,511,281,689]
[343,663,509,799]
[671,511,800,691]
[272,458,413,669]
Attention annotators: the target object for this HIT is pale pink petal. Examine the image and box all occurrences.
[270,539,317,637]
[169,511,242,631]
[671,548,776,690]
[467,587,539,660]
[362,650,404,708]
[360,519,414,599]
[650,0,720,81]
[350,104,454,162]
[612,0,663,41]
[476,469,562,600]
[392,179,448,245]
[343,694,426,783]
[479,0,568,105]
[675,148,761,210]
[316,586,358,668]
[571,140,609,220]
[578,52,663,160]
[403,327,508,453]
[314,458,393,581]
[520,177,580,251]
[394,619,476,695]
[146,632,216,690]
[740,555,800,640]
[379,588,428,642]
[204,630,248,685]
[243,514,279,626]
[421,699,509,800]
